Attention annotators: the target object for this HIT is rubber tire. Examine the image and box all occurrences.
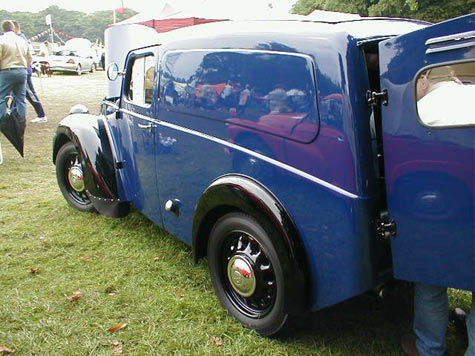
[56,142,95,212]
[208,212,290,336]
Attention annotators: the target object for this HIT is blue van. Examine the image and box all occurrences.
[53,14,474,335]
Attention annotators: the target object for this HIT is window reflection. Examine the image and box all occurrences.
[160,50,319,142]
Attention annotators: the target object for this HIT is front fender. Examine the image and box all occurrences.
[53,113,129,217]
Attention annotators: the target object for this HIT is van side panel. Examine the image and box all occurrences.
[151,33,382,310]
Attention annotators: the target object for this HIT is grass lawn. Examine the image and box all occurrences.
[0,71,471,355]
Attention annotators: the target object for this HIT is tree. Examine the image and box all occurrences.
[292,0,475,23]
[0,6,137,42]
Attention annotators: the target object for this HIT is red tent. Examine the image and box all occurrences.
[115,2,224,33]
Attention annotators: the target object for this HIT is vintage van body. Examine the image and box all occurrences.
[53,14,474,335]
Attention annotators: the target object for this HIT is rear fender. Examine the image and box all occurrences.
[192,174,311,313]
[53,113,129,217]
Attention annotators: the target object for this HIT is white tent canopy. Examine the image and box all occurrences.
[116,0,299,24]
[166,0,292,20]
[116,3,180,25]
[115,1,364,27]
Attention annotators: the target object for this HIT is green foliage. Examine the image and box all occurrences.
[292,0,475,22]
[0,6,137,43]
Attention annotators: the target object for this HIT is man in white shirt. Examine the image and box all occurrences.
[416,70,475,127]
[0,20,32,120]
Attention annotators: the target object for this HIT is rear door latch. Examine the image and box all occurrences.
[367,89,388,107]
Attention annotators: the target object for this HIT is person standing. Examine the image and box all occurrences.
[402,284,474,356]
[12,20,47,123]
[0,20,32,121]
[237,84,251,116]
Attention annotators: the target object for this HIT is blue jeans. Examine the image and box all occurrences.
[0,68,28,119]
[414,283,474,356]
[26,74,45,118]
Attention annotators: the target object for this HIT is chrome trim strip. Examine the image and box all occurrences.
[120,108,359,199]
[102,99,119,111]
[425,30,475,46]
[426,42,475,54]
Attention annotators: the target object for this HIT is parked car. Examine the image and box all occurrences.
[48,49,95,75]
[31,55,51,77]
[53,15,474,336]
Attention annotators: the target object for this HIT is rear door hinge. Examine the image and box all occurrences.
[377,212,397,240]
[366,89,388,107]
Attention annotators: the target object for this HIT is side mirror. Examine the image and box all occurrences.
[107,62,124,81]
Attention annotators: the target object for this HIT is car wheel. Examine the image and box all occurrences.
[208,212,291,336]
[76,64,82,75]
[56,142,95,212]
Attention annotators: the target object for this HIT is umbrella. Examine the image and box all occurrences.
[0,96,26,157]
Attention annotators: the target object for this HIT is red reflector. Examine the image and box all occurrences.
[66,59,75,64]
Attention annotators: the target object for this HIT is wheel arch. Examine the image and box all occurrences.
[53,114,129,217]
[192,174,312,312]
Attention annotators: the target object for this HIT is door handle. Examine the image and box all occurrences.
[137,123,153,131]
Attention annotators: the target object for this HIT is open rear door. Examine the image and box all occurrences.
[379,14,474,291]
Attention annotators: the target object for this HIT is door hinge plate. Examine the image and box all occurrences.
[367,89,388,107]
[377,212,397,240]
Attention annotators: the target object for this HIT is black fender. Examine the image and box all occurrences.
[53,113,130,218]
[192,174,311,313]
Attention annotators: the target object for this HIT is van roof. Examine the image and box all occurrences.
[158,18,429,44]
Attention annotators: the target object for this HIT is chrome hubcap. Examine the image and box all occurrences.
[68,164,84,192]
[227,255,256,297]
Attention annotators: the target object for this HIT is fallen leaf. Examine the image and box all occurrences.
[111,340,123,355]
[173,289,185,298]
[108,293,117,297]
[79,256,92,261]
[109,323,128,332]
[66,290,82,302]
[0,345,15,354]
[210,336,223,347]
[29,268,40,274]
[153,256,159,261]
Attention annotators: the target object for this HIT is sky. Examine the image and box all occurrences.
[0,0,296,15]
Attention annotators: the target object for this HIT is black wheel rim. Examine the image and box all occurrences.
[220,231,277,319]
[63,153,90,207]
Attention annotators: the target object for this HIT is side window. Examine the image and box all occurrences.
[416,61,475,127]
[160,50,319,143]
[127,54,156,106]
